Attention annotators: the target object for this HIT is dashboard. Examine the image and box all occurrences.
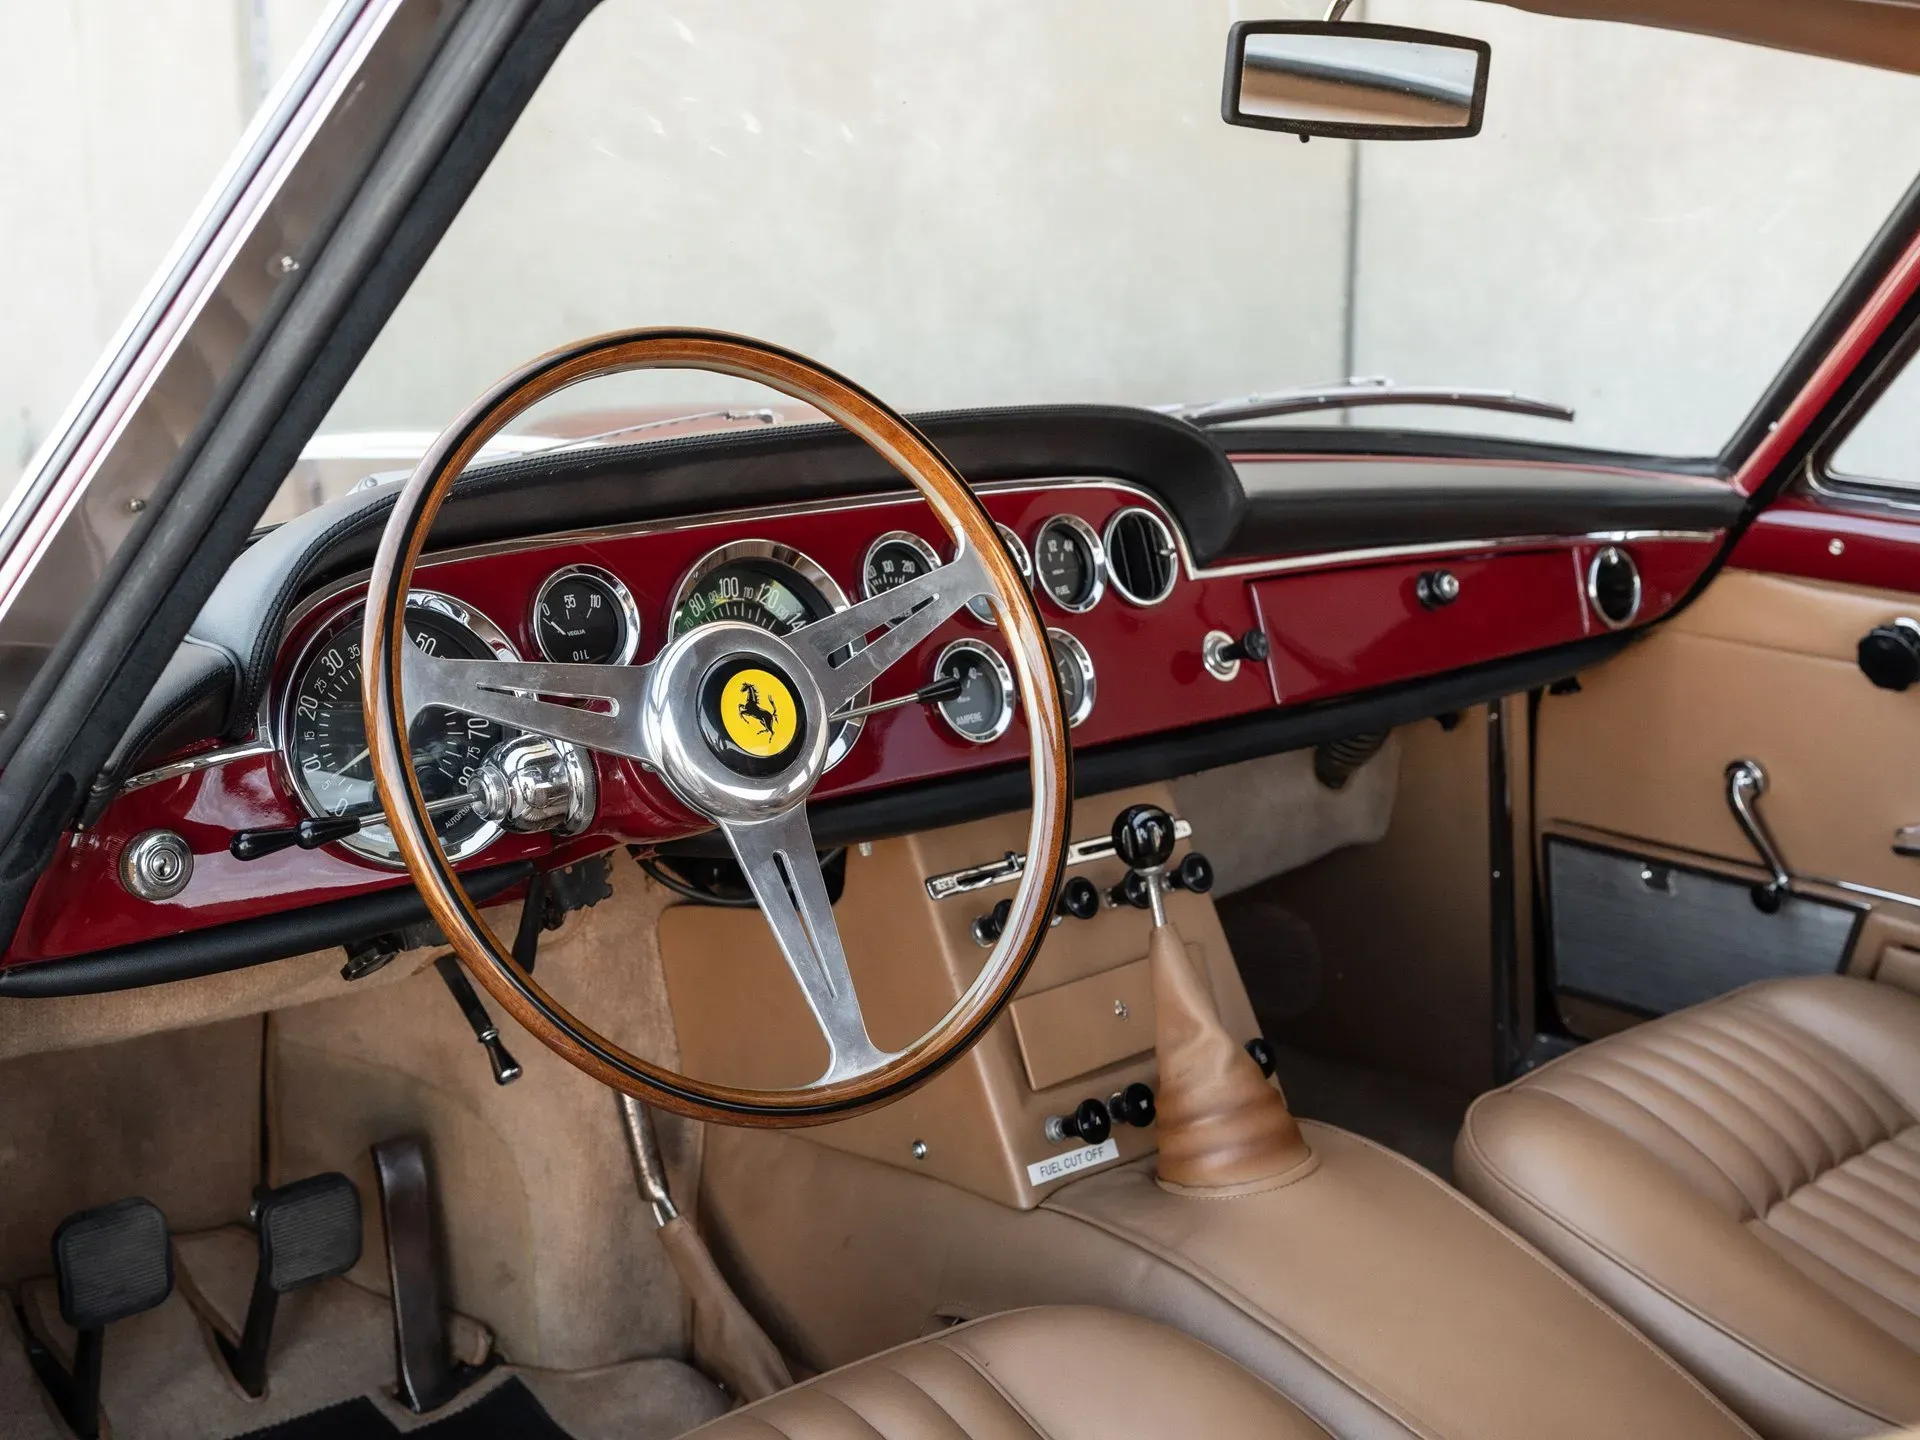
[0,409,1747,978]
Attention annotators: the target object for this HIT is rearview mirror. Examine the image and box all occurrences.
[1223,21,1490,141]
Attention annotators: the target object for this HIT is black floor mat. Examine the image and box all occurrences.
[232,1379,571,1440]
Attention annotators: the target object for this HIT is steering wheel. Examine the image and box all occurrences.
[361,330,1070,1125]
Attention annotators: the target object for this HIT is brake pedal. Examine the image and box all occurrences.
[34,1198,174,1439]
[217,1173,362,1397]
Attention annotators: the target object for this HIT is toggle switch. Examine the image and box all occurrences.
[1108,1082,1157,1128]
[1045,1097,1111,1147]
[1057,875,1100,920]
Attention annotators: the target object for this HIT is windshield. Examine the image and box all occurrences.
[284,0,1920,520]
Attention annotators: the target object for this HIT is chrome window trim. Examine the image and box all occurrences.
[532,562,641,666]
[859,529,943,601]
[1103,506,1179,606]
[931,638,1016,745]
[666,538,867,770]
[1585,546,1643,630]
[1032,514,1107,614]
[1045,628,1097,729]
[277,588,518,867]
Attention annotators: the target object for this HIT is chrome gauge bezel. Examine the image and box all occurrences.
[531,562,641,666]
[1033,514,1107,614]
[277,590,519,867]
[931,638,1016,744]
[860,529,943,601]
[967,524,1034,627]
[1103,506,1180,607]
[1045,628,1097,728]
[667,538,867,769]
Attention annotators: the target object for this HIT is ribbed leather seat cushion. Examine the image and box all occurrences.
[684,1307,1331,1440]
[1457,976,1920,1440]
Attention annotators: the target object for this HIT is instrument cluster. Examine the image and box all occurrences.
[267,492,1196,871]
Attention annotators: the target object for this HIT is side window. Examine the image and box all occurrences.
[1829,348,1920,491]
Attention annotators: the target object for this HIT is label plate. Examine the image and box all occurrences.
[1026,1138,1120,1188]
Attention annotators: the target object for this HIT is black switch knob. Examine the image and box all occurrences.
[1047,1097,1111,1147]
[1058,875,1100,920]
[1859,620,1920,691]
[971,897,1013,947]
[1107,870,1153,911]
[1218,628,1270,664]
[1245,1037,1277,1078]
[1416,570,1462,609]
[1169,853,1214,895]
[1112,803,1176,871]
[1109,1082,1156,1128]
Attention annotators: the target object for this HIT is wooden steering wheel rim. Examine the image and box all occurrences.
[362,329,1072,1125]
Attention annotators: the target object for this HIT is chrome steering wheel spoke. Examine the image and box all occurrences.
[789,547,990,715]
[721,805,895,1085]
[402,644,655,761]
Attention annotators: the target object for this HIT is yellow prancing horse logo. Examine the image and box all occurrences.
[719,668,798,758]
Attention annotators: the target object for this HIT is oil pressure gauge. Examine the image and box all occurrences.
[533,564,639,665]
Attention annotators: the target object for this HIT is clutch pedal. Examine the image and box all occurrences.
[217,1173,362,1397]
[31,1197,174,1439]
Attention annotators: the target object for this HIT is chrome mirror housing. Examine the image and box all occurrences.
[1222,20,1490,141]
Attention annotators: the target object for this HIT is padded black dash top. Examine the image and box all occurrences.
[230,1378,574,1440]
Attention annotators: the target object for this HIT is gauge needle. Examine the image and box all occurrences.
[340,745,371,775]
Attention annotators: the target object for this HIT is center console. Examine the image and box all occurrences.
[672,785,1750,1440]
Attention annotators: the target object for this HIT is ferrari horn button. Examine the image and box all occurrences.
[700,658,808,776]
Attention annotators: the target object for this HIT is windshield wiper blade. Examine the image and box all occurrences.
[1159,376,1575,427]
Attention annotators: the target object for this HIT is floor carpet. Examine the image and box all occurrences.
[1267,1042,1473,1180]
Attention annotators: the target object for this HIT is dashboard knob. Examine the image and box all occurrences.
[1416,570,1461,609]
[1217,628,1270,664]
[1245,1036,1277,1079]
[1858,619,1920,691]
[971,897,1013,947]
[1109,1082,1156,1128]
[1058,875,1100,920]
[1045,1097,1112,1147]
[1111,803,1177,871]
[1107,870,1153,911]
[1169,852,1214,895]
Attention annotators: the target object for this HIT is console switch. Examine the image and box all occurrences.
[1045,1097,1111,1147]
[1109,1082,1157,1128]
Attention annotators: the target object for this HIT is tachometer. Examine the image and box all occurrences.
[282,593,517,864]
[667,540,865,767]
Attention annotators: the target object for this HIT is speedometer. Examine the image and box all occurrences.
[666,540,865,768]
[282,593,517,865]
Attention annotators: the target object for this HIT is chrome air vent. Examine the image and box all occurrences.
[1587,546,1642,629]
[1103,507,1178,606]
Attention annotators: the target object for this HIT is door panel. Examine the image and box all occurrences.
[1534,566,1920,1025]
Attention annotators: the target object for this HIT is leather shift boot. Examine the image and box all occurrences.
[1150,923,1312,1189]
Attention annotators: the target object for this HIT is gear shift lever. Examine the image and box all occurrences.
[1116,804,1312,1191]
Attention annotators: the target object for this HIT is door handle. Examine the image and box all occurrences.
[1725,759,1791,913]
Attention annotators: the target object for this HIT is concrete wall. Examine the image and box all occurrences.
[7,0,1920,500]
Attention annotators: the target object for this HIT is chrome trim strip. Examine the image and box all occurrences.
[119,738,278,795]
[1822,876,1920,911]
[925,817,1192,901]
[1192,529,1722,582]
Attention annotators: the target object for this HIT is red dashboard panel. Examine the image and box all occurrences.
[5,479,1724,966]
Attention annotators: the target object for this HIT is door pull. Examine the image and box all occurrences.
[1725,759,1791,913]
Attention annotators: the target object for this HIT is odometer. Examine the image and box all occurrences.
[283,595,516,864]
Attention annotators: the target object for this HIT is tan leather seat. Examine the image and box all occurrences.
[1456,975,1920,1440]
[684,1306,1331,1439]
